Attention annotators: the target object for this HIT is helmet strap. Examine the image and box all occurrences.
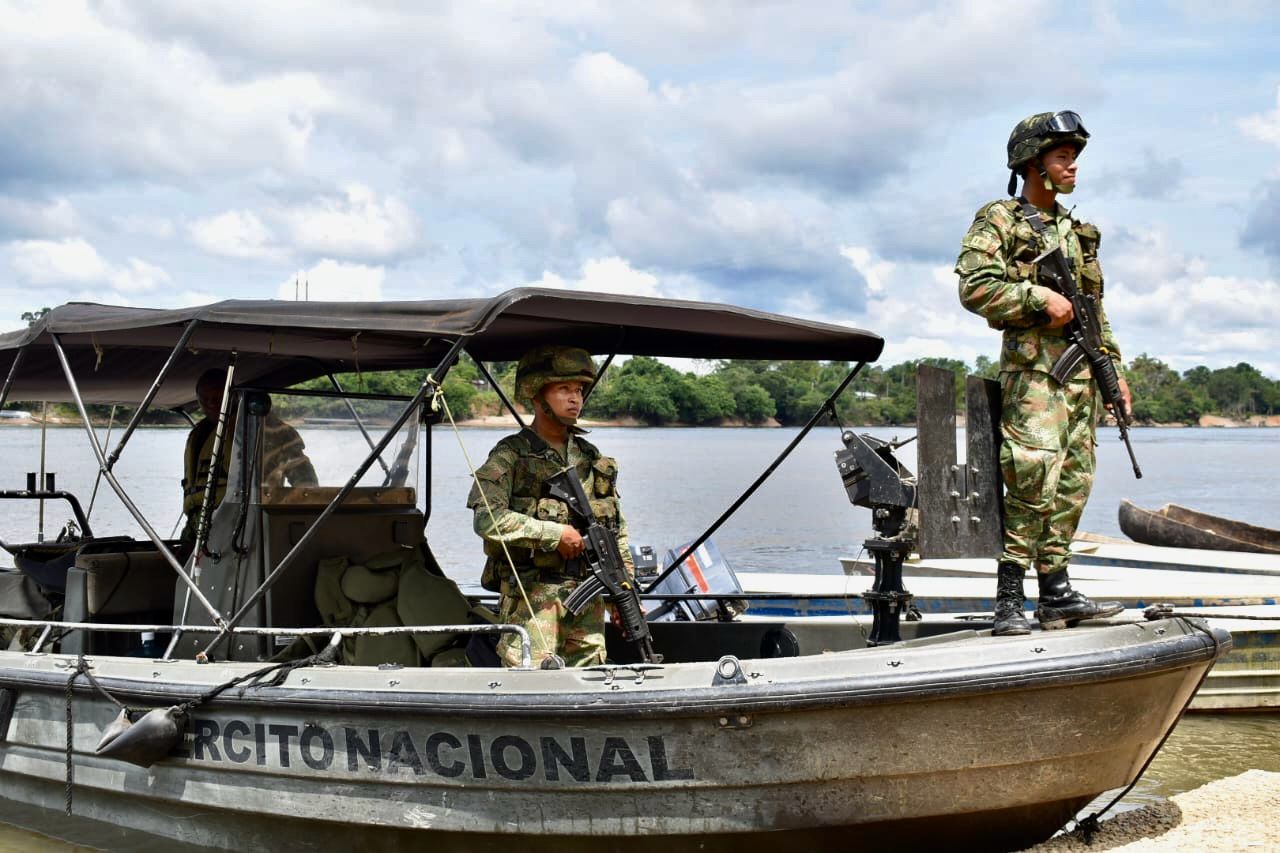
[536,394,577,429]
[1007,169,1019,196]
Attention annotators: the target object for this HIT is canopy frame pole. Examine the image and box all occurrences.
[199,336,470,659]
[0,346,27,411]
[105,320,199,471]
[643,361,867,593]
[472,358,525,429]
[49,333,225,627]
[325,372,390,475]
[37,401,48,542]
[583,353,615,406]
[192,355,236,560]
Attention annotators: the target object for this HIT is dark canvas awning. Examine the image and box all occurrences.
[0,288,883,407]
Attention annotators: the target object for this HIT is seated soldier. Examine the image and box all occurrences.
[180,368,319,549]
[466,345,635,668]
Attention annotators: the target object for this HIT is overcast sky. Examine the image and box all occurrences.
[3,1,1279,375]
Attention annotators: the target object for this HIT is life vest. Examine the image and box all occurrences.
[181,418,231,518]
[474,428,622,589]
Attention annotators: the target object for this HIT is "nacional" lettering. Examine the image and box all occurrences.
[175,718,694,784]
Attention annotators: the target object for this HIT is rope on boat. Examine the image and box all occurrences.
[1143,604,1280,622]
[63,653,132,815]
[64,660,80,815]
[178,635,341,713]
[1069,616,1221,841]
[59,638,342,813]
[428,377,550,657]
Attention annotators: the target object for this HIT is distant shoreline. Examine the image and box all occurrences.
[3,413,1278,429]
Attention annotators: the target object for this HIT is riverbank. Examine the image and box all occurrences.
[3,413,1277,429]
[1025,769,1280,851]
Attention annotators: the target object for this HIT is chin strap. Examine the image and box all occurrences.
[537,395,579,429]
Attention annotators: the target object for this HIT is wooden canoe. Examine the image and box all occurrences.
[1119,499,1280,555]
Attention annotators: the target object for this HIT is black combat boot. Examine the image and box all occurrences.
[1035,569,1124,630]
[993,562,1031,636]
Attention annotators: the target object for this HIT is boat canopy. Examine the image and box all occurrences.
[0,288,883,407]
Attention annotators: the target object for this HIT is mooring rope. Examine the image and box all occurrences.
[1142,604,1280,622]
[60,642,340,815]
[427,377,549,658]
[1069,615,1222,840]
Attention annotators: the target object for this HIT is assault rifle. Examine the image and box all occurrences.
[1034,244,1143,479]
[552,468,661,663]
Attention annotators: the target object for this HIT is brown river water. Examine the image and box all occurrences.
[1,425,1276,849]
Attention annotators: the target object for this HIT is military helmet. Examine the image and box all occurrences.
[1006,110,1089,170]
[514,345,596,407]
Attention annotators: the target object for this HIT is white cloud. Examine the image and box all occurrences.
[530,256,664,298]
[6,238,110,284]
[5,237,170,298]
[841,246,894,293]
[189,210,281,260]
[113,214,176,239]
[1239,85,1280,147]
[0,196,80,238]
[109,258,171,294]
[570,52,653,109]
[279,184,420,261]
[276,259,385,301]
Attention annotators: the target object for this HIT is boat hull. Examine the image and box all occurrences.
[0,618,1228,851]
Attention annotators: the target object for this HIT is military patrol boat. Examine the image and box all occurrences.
[0,290,1229,852]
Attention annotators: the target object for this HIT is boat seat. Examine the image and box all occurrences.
[74,543,178,616]
[60,539,179,655]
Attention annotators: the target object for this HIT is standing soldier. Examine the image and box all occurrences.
[467,345,634,667]
[956,111,1131,635]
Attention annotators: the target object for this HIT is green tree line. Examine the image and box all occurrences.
[6,353,1279,427]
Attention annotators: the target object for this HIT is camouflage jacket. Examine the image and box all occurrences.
[956,198,1122,379]
[467,428,633,585]
[183,413,318,517]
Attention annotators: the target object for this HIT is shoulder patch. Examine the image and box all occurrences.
[961,230,1001,256]
[980,199,1019,230]
[1074,221,1101,244]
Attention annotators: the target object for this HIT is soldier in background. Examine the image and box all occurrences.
[956,111,1129,635]
[467,345,634,667]
[180,368,318,550]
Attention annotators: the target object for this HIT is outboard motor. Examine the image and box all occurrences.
[835,432,917,645]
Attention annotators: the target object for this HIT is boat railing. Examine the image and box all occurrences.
[0,617,533,670]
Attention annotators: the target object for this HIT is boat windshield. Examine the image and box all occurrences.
[255,390,421,503]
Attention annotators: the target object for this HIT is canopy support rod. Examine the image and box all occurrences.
[583,353,615,406]
[105,320,199,471]
[192,355,236,559]
[0,346,27,412]
[200,336,471,659]
[643,361,867,593]
[49,333,225,627]
[473,358,525,429]
[326,372,390,475]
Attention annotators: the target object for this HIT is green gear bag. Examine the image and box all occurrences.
[396,551,473,659]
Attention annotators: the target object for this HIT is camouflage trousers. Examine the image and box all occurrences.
[496,576,606,668]
[999,371,1098,575]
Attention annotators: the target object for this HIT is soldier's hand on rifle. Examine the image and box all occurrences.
[1038,287,1075,328]
[557,525,585,559]
[1107,375,1134,424]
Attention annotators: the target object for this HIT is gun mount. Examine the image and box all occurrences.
[835,431,918,646]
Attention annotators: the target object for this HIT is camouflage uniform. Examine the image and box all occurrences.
[180,412,318,546]
[467,427,633,667]
[957,198,1121,575]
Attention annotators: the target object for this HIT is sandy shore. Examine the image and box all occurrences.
[1025,769,1280,851]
